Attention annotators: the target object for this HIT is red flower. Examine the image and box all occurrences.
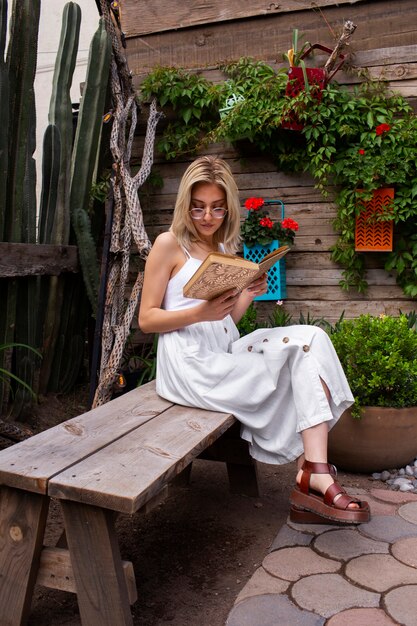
[375,123,391,136]
[259,217,274,229]
[245,197,264,211]
[281,217,299,231]
[358,148,365,155]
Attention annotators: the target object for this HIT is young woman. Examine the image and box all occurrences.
[139,155,370,524]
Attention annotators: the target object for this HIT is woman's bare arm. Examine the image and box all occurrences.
[139,233,240,333]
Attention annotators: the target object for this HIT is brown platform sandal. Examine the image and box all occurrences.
[289,505,346,525]
[290,460,370,525]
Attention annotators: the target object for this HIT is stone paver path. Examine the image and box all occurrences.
[226,488,417,626]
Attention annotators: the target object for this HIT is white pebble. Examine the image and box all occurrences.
[393,477,411,486]
[372,473,381,480]
[406,465,414,476]
[399,483,414,492]
[399,468,406,475]
[380,470,391,481]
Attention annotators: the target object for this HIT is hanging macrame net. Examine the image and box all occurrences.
[93,1,162,407]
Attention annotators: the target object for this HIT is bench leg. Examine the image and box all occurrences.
[226,459,259,497]
[60,500,134,626]
[0,486,49,626]
[198,422,260,497]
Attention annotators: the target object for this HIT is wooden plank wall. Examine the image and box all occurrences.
[121,0,417,324]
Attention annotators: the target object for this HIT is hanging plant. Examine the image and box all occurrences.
[140,59,417,298]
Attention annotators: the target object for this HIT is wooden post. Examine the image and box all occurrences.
[0,487,49,625]
[61,500,134,626]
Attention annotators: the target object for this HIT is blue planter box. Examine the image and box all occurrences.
[243,240,287,301]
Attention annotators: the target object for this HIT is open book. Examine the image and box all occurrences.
[183,245,289,300]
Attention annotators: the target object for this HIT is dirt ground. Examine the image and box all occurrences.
[22,386,377,626]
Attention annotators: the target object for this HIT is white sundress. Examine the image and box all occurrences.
[156,248,354,465]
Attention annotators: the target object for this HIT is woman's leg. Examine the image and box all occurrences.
[295,377,359,509]
[296,422,359,509]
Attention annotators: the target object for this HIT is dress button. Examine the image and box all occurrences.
[282,337,289,343]
[247,346,253,352]
[263,338,269,342]
[303,345,310,352]
[224,327,228,333]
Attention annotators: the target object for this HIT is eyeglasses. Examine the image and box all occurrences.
[189,207,228,220]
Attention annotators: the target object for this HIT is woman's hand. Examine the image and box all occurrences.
[229,273,268,324]
[246,273,268,297]
[197,289,241,322]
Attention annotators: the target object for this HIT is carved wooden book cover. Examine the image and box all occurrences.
[183,246,289,300]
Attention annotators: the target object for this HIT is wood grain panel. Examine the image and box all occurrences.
[0,242,78,277]
[0,487,49,625]
[0,381,173,494]
[36,546,137,604]
[49,406,235,514]
[256,299,417,323]
[61,502,133,625]
[124,0,417,74]
[121,0,367,37]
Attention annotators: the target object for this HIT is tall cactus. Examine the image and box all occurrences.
[45,12,112,392]
[0,0,8,241]
[38,3,81,393]
[70,17,111,311]
[0,0,40,413]
[1,1,111,409]
[48,1,81,245]
[0,0,9,409]
[38,125,61,245]
[4,0,40,243]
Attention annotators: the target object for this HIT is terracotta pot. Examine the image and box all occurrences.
[328,406,417,473]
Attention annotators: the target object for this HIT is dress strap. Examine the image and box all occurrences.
[182,246,191,259]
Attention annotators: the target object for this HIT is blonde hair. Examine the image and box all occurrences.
[170,156,241,254]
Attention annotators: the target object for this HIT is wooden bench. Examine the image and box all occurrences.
[0,380,259,625]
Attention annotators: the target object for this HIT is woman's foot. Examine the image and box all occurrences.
[291,460,370,524]
[296,465,359,509]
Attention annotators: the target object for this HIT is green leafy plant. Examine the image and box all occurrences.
[267,303,293,327]
[236,303,263,336]
[135,334,158,386]
[141,58,417,298]
[140,67,222,159]
[0,343,41,401]
[330,314,417,417]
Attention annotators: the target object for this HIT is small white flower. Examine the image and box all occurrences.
[276,300,283,306]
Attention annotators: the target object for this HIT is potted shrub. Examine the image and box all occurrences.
[328,313,417,472]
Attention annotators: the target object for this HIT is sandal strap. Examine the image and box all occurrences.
[325,482,360,510]
[299,461,337,494]
[303,460,337,475]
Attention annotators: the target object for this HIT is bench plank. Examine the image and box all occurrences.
[0,382,173,494]
[49,405,236,513]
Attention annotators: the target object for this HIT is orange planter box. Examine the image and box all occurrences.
[355,188,394,252]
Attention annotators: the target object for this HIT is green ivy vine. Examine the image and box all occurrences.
[140,58,417,297]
